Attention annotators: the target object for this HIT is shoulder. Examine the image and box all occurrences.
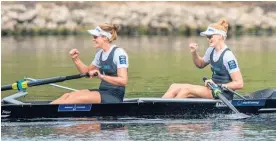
[113,47,129,66]
[114,47,128,56]
[96,49,104,55]
[94,49,103,58]
[204,47,214,57]
[206,47,214,53]
[223,49,239,69]
[206,47,213,51]
[223,49,236,61]
[115,47,127,53]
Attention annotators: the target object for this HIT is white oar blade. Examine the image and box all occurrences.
[224,113,251,120]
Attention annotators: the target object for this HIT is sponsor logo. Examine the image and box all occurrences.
[119,55,126,64]
[2,110,11,114]
[208,28,215,32]
[232,100,265,107]
[213,67,221,71]
[1,115,10,118]
[216,102,227,107]
[228,60,237,70]
[211,67,221,75]
[238,101,259,105]
[103,65,111,69]
[216,100,265,107]
[58,104,92,112]
[96,27,101,32]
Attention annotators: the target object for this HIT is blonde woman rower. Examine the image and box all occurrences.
[51,24,128,104]
[162,18,243,100]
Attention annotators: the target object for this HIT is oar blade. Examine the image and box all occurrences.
[224,113,251,120]
[217,94,251,119]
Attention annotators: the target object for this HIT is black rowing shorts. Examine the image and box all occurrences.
[213,90,234,100]
[88,88,125,103]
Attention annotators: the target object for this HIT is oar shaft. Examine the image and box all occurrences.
[217,93,240,113]
[28,73,88,87]
[1,85,13,91]
[1,73,89,91]
[224,86,247,100]
[27,76,66,87]
[203,77,242,114]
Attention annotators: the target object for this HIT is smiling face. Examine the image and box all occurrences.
[92,35,108,48]
[206,34,224,47]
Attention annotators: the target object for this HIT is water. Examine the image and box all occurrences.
[2,114,276,141]
[2,35,276,99]
[1,35,276,140]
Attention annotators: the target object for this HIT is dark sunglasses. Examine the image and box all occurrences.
[206,35,213,39]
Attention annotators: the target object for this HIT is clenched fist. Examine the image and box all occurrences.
[189,43,198,53]
[69,49,80,59]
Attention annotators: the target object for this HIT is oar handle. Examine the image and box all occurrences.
[203,77,217,89]
[93,72,98,77]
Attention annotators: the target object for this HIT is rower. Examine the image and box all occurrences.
[50,23,129,104]
[162,18,243,100]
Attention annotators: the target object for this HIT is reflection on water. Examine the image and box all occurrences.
[2,114,276,141]
[2,35,276,100]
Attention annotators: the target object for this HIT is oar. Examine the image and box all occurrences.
[218,84,247,100]
[1,73,89,91]
[203,77,250,119]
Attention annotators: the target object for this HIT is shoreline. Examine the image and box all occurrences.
[2,2,276,36]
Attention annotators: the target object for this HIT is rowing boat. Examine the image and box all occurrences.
[1,74,276,121]
[2,88,276,121]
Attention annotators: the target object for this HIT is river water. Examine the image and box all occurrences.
[1,35,276,140]
[2,114,276,141]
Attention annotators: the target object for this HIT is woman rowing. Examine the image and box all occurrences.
[51,23,128,104]
[162,18,243,100]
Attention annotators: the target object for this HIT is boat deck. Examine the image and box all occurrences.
[2,98,222,105]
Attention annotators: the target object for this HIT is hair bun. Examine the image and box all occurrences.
[112,24,119,33]
[218,18,229,32]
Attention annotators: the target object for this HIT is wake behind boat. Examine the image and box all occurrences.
[1,74,276,121]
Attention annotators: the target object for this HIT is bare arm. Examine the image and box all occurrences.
[72,57,89,73]
[224,70,243,90]
[102,68,128,86]
[189,43,209,69]
[73,58,98,72]
[191,52,209,69]
[89,68,128,86]
[70,48,98,73]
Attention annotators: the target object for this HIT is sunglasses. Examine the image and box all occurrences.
[93,35,106,40]
[206,35,213,39]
